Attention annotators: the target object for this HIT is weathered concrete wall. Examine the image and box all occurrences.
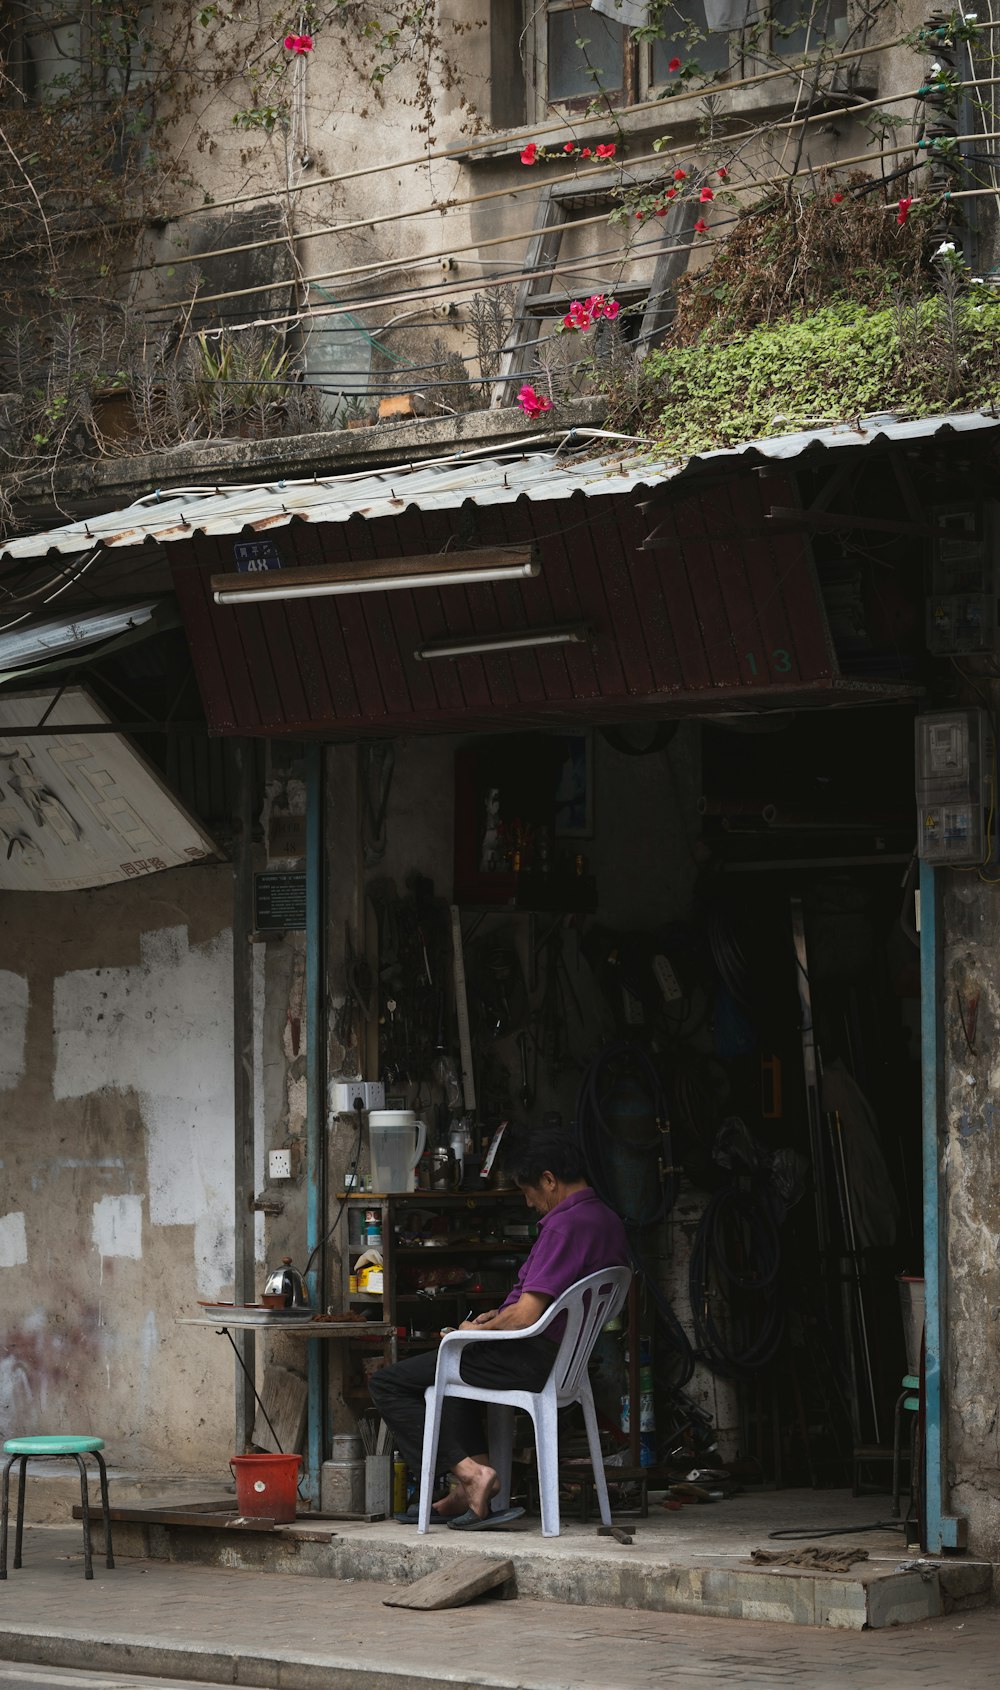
[941,871,1000,1556]
[0,866,237,1474]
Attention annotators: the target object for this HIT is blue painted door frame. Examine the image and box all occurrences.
[303,743,324,1506]
[920,861,965,1552]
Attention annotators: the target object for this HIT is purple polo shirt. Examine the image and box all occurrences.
[499,1187,630,1341]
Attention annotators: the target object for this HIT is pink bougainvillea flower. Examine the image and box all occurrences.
[594,142,617,159]
[831,191,845,204]
[669,56,682,71]
[284,33,313,53]
[517,384,552,418]
[563,301,593,330]
[694,218,708,233]
[581,146,592,158]
[897,195,913,225]
[520,142,539,165]
[700,186,714,202]
[673,168,687,181]
[717,166,729,179]
[564,294,619,328]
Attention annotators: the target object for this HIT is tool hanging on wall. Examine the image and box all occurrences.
[517,1030,535,1110]
[373,877,451,1090]
[828,1108,880,1443]
[450,905,476,1112]
[791,898,878,1448]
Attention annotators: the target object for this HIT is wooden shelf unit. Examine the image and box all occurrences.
[338,1189,534,1347]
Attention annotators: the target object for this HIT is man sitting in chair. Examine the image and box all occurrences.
[370,1126,629,1530]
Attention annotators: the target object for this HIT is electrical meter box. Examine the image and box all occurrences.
[915,708,994,865]
[927,503,1000,655]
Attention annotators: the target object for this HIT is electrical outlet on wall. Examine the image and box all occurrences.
[268,1147,292,1180]
[331,1081,385,1114]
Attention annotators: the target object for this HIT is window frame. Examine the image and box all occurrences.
[526,0,849,121]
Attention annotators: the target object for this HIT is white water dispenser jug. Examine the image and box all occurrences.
[368,1110,427,1192]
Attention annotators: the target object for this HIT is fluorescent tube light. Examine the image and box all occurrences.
[414,625,588,661]
[211,549,538,605]
[0,601,159,667]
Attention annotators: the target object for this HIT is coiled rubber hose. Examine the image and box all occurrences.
[688,1184,784,1377]
[575,1043,694,1388]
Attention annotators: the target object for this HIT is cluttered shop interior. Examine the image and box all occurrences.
[316,706,923,1527]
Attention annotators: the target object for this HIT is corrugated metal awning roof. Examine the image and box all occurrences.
[3,410,999,561]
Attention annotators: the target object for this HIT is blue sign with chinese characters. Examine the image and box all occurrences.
[234,540,283,573]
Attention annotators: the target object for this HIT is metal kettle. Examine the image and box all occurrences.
[263,1256,309,1310]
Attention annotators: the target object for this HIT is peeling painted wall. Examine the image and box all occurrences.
[941,875,1000,1554]
[0,867,237,1475]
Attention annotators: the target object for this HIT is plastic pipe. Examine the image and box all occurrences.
[304,743,325,1506]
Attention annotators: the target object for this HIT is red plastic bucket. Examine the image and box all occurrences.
[229,1453,301,1523]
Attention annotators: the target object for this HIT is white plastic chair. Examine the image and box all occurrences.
[417,1265,632,1537]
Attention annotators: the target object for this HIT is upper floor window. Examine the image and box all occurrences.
[528,0,849,118]
[2,2,153,107]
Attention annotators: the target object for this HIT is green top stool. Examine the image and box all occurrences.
[4,1436,105,1457]
[1,1435,114,1580]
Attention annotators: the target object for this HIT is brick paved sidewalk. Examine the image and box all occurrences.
[0,1527,994,1690]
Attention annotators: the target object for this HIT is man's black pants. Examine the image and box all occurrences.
[369,1336,556,1474]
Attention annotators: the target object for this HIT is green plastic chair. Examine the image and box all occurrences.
[1,1435,114,1580]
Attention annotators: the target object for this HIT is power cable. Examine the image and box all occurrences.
[302,1099,364,1281]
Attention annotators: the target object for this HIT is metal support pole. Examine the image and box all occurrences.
[232,740,257,1452]
[304,743,325,1506]
[919,860,965,1551]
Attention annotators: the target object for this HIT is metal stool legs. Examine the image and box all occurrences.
[74,1455,93,1579]
[0,1450,113,1579]
[94,1450,114,1569]
[0,1454,13,1579]
[891,1389,906,1518]
[13,1455,27,1570]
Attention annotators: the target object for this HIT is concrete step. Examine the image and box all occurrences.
[98,1508,994,1631]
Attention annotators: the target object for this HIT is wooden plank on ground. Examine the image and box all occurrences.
[383,1555,516,1611]
[253,1364,307,1454]
[74,1505,275,1531]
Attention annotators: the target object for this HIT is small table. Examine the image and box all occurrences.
[179,1316,397,1503]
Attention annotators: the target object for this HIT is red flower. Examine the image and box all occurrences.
[668,57,682,71]
[563,301,593,330]
[636,210,645,220]
[694,218,708,233]
[283,33,313,53]
[655,206,667,216]
[581,147,592,158]
[897,195,913,225]
[517,384,552,419]
[831,191,844,204]
[595,142,617,159]
[563,142,575,153]
[700,186,714,202]
[717,167,729,179]
[520,142,539,165]
[562,293,617,330]
[666,187,677,198]
[674,168,687,181]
